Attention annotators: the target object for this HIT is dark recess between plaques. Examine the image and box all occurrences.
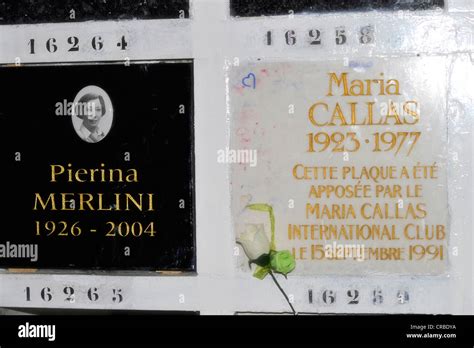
[1,307,199,315]
[0,0,189,24]
[230,0,445,17]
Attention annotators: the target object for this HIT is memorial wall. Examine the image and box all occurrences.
[0,0,472,318]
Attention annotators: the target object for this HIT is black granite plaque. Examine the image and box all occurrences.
[0,0,189,24]
[0,61,195,271]
[231,0,445,17]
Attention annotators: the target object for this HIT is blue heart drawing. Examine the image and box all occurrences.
[242,73,256,89]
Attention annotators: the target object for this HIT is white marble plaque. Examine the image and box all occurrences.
[230,57,448,275]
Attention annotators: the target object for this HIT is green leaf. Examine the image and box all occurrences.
[246,203,272,213]
[253,266,270,280]
[246,203,276,251]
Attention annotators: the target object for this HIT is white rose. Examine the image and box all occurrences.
[236,224,270,261]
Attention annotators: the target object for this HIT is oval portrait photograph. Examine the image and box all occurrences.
[71,85,114,143]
